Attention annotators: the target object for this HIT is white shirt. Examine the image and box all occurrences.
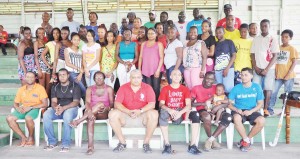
[174,21,188,46]
[61,20,80,39]
[250,34,280,69]
[164,39,184,69]
[82,43,101,71]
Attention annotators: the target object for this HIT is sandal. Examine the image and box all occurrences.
[44,144,58,151]
[59,147,69,153]
[86,148,94,155]
[17,140,27,147]
[24,140,35,147]
[69,120,79,128]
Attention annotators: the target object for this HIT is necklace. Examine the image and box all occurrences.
[61,84,69,93]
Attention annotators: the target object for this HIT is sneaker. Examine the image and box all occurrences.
[188,144,201,155]
[239,140,251,152]
[212,140,221,150]
[162,144,172,154]
[264,109,270,117]
[59,147,69,153]
[43,144,58,151]
[143,144,152,153]
[113,143,126,153]
[203,139,212,151]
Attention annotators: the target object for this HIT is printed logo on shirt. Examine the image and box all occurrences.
[70,90,73,94]
[237,93,257,99]
[168,90,184,108]
[277,50,290,64]
[140,93,145,101]
[32,94,38,98]
[215,52,230,71]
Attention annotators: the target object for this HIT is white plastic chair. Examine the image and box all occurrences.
[9,108,43,147]
[227,108,265,150]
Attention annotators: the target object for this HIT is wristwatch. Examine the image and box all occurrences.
[140,108,144,113]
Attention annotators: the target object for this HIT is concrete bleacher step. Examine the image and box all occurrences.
[0,83,20,106]
[0,133,9,147]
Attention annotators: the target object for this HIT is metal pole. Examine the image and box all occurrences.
[21,0,25,26]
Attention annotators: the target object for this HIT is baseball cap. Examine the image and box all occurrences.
[149,10,156,16]
[224,4,232,9]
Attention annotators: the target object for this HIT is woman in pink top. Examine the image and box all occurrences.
[183,26,207,90]
[138,28,164,109]
[69,71,114,155]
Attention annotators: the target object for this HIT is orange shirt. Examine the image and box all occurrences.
[14,83,48,107]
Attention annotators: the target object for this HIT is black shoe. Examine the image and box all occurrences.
[188,144,201,155]
[143,143,152,153]
[162,144,172,154]
[113,143,126,153]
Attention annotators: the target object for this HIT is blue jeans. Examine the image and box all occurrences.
[43,107,78,147]
[85,70,98,87]
[166,65,184,84]
[69,72,86,97]
[268,78,294,114]
[215,68,234,93]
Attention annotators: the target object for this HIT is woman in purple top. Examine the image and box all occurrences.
[138,28,164,109]
[69,71,114,155]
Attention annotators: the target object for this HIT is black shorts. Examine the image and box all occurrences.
[231,111,262,125]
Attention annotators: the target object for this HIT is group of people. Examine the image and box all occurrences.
[5,3,298,156]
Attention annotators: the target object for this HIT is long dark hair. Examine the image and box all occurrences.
[48,27,62,41]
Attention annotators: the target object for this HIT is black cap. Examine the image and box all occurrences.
[224,4,232,9]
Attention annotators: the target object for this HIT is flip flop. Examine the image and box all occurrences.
[86,148,94,155]
[24,140,35,147]
[17,140,27,147]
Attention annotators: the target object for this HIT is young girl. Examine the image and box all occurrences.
[53,26,71,74]
[116,29,138,86]
[82,29,101,87]
[97,24,107,47]
[41,27,62,85]
[198,20,216,72]
[34,27,49,89]
[210,84,228,126]
[64,33,86,97]
[100,31,118,88]
[17,27,36,86]
[214,26,236,93]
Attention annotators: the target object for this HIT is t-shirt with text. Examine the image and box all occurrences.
[159,85,191,109]
[276,45,299,79]
[233,38,253,71]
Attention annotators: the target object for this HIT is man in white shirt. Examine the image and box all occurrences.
[61,8,80,39]
[250,19,279,117]
[174,11,188,46]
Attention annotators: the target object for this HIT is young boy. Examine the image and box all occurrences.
[214,26,236,93]
[211,84,228,126]
[268,29,298,115]
[233,23,253,85]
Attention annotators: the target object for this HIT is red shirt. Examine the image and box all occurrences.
[216,17,242,29]
[158,85,191,109]
[0,31,8,44]
[115,82,155,110]
[191,84,216,111]
[158,34,167,48]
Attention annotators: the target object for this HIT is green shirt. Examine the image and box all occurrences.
[144,22,156,29]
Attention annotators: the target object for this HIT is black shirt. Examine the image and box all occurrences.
[198,34,216,58]
[51,82,81,106]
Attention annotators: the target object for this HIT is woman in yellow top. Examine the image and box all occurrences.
[100,31,118,88]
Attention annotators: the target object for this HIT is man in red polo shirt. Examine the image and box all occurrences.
[189,71,232,151]
[216,4,242,29]
[0,25,8,55]
[109,69,158,153]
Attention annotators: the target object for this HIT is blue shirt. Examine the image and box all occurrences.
[119,41,136,60]
[86,25,99,41]
[186,19,204,35]
[228,83,264,110]
[214,39,236,71]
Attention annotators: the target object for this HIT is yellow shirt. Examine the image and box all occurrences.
[100,44,117,74]
[45,41,56,63]
[233,38,253,72]
[224,29,240,41]
[14,83,48,107]
[276,45,299,79]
